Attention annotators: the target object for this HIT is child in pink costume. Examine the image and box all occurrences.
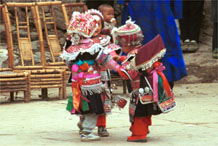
[112,18,176,142]
[62,11,127,142]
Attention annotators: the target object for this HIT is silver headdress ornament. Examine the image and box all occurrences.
[125,17,135,27]
[71,33,80,45]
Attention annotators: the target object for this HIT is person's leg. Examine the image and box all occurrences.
[96,114,109,137]
[147,115,152,133]
[81,113,100,141]
[96,114,106,127]
[212,22,218,59]
[77,115,85,134]
[179,1,191,51]
[82,114,98,133]
[179,1,190,42]
[188,0,204,42]
[127,116,151,142]
[188,1,204,52]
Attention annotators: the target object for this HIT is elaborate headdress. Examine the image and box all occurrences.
[61,12,105,61]
[67,12,98,40]
[112,18,144,46]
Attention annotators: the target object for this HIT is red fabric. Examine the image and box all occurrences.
[135,35,165,67]
[96,114,106,127]
[127,116,151,141]
[79,63,89,71]
[120,56,127,62]
[71,82,81,112]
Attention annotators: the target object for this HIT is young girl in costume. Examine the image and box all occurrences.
[61,11,127,142]
[112,18,176,142]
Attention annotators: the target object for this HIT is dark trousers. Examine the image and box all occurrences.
[85,0,114,9]
[212,22,218,51]
[179,0,204,42]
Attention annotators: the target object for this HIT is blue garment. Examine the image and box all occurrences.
[118,0,187,82]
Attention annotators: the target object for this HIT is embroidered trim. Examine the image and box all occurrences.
[136,49,166,71]
[81,82,104,95]
[84,75,101,81]
[67,26,98,38]
[60,43,104,61]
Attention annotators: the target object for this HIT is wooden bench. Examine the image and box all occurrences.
[3,3,66,100]
[0,68,31,102]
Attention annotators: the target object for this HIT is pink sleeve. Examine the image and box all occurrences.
[105,58,120,71]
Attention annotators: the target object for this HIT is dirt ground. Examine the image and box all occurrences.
[177,43,218,84]
[0,84,218,146]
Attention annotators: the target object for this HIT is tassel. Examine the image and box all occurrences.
[153,61,172,97]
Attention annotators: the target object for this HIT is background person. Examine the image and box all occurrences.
[211,0,218,59]
[179,0,204,52]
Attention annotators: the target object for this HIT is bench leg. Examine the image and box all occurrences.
[24,90,31,102]
[41,88,48,99]
[10,92,14,101]
[59,87,63,100]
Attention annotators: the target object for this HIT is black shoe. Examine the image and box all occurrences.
[98,127,109,137]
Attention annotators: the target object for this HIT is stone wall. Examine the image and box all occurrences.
[0,0,213,68]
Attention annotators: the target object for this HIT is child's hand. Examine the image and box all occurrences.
[110,18,117,25]
[112,55,120,62]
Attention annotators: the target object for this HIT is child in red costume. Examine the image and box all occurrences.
[112,18,176,142]
[62,11,129,142]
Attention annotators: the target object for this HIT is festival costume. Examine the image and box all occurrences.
[61,12,127,141]
[113,19,176,142]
